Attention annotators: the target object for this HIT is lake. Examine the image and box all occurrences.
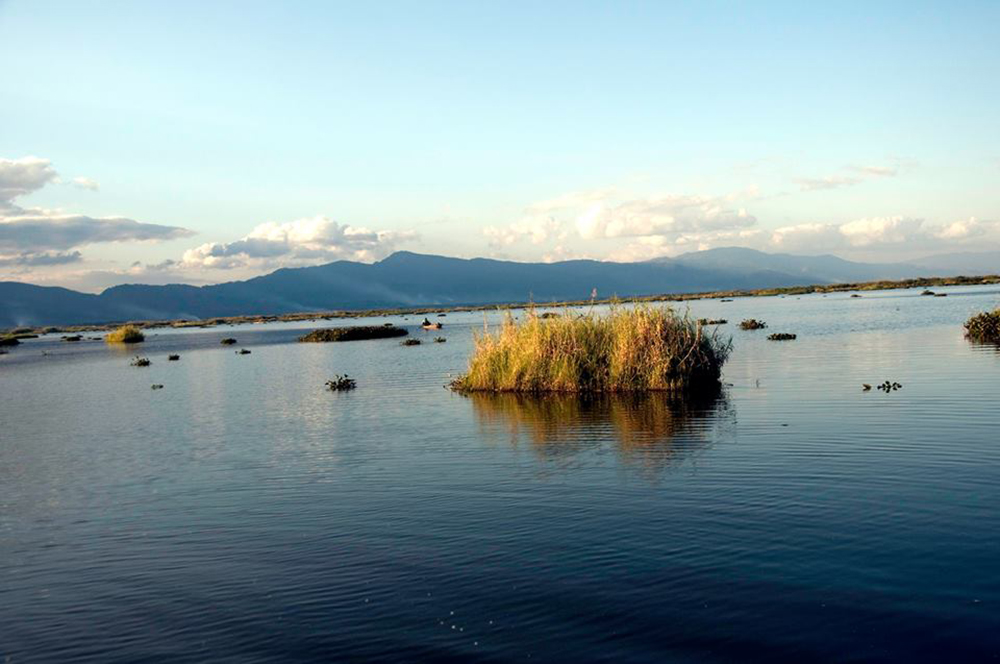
[2,286,999,662]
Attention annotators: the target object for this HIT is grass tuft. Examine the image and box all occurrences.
[767,332,797,341]
[326,375,357,391]
[965,308,1000,343]
[451,305,730,394]
[105,325,145,344]
[739,319,767,330]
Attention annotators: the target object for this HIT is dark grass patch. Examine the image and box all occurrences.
[698,318,728,326]
[220,338,237,345]
[130,356,151,367]
[402,338,422,346]
[299,326,408,342]
[326,375,357,391]
[739,319,767,330]
[965,309,1000,344]
[767,333,797,341]
[236,348,251,354]
[168,354,180,361]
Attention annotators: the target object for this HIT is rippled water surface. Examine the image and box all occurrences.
[2,287,999,662]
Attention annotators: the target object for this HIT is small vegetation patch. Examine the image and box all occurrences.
[168,354,180,361]
[965,308,1000,344]
[540,312,561,319]
[151,384,164,390]
[921,290,935,296]
[220,338,237,345]
[698,318,727,326]
[434,337,447,343]
[767,333,797,341]
[325,375,357,391]
[130,356,151,367]
[934,293,948,297]
[0,336,20,347]
[402,338,422,346]
[105,325,145,344]
[739,319,767,330]
[451,306,730,394]
[299,326,408,342]
[236,348,251,354]
[62,335,82,342]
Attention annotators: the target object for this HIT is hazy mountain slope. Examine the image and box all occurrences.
[6,247,983,328]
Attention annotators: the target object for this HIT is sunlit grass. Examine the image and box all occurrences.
[451,305,730,393]
[965,308,1000,343]
[105,325,145,344]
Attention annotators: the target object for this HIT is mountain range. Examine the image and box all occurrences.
[1,248,997,328]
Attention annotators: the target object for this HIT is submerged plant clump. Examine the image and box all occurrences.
[325,375,357,391]
[220,338,237,345]
[299,326,408,342]
[739,319,767,330]
[236,348,251,355]
[434,337,447,343]
[130,356,151,367]
[451,306,730,394]
[168,354,180,361]
[767,333,797,341]
[964,309,1000,344]
[402,338,422,346]
[698,318,727,326]
[105,325,145,344]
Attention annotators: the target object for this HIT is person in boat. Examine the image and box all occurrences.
[421,317,432,326]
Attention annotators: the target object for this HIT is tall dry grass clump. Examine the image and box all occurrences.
[965,308,1000,343]
[451,306,730,393]
[105,324,145,344]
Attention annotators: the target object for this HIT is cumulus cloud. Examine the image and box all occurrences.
[181,216,417,269]
[0,156,58,201]
[576,195,755,240]
[0,155,194,269]
[770,216,999,254]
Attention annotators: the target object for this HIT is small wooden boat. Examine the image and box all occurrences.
[422,322,443,330]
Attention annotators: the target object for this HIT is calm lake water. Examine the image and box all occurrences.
[2,287,999,662]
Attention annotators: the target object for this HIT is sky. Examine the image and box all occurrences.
[1,0,998,292]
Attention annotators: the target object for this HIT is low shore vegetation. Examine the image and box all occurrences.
[965,309,1000,343]
[299,326,408,342]
[451,305,730,394]
[105,325,145,344]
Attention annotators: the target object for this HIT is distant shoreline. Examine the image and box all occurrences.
[4,273,999,336]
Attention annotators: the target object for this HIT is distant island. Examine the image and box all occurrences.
[1,247,998,329]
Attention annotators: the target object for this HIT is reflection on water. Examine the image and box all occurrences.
[468,390,731,475]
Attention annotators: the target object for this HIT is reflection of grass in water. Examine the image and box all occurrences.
[468,390,727,474]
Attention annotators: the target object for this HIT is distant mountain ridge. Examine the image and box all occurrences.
[1,248,995,328]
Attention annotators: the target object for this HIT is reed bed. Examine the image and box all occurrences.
[105,325,145,344]
[299,326,408,342]
[965,309,1000,343]
[451,306,730,393]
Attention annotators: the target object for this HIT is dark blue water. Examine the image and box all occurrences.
[2,286,999,662]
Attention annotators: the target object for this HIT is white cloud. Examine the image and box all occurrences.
[576,195,756,240]
[181,216,417,269]
[0,155,194,270]
[0,156,58,201]
[72,176,100,191]
[795,163,898,191]
[769,216,1000,254]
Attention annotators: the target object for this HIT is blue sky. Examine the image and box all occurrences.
[1,0,998,290]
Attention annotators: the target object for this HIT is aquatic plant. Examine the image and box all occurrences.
[434,337,447,343]
[767,333,797,341]
[168,354,180,361]
[451,305,730,394]
[739,319,767,330]
[105,325,145,344]
[325,375,357,391]
[698,318,727,326]
[299,326,408,342]
[236,348,251,354]
[130,356,151,367]
[964,308,1000,344]
[921,290,935,296]
[540,312,562,319]
[62,335,82,342]
[151,384,164,390]
[402,338,422,346]
[0,336,20,347]
[220,338,237,345]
